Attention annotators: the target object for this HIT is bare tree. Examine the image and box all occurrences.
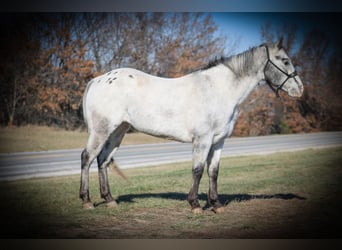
[153,13,227,77]
[0,13,231,128]
[252,21,342,134]
[0,14,41,126]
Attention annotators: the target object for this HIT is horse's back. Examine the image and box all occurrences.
[83,67,230,143]
[86,67,199,107]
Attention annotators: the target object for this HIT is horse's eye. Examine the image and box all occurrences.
[282,58,290,66]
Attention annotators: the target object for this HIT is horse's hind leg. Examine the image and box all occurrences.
[80,149,93,208]
[96,122,129,207]
[97,154,115,207]
[188,136,212,213]
[207,139,225,213]
[80,132,107,209]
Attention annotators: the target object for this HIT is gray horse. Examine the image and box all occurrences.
[80,39,304,213]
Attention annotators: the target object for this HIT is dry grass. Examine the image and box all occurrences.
[0,125,169,153]
[0,147,341,238]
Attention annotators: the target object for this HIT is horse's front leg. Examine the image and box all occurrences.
[207,139,225,213]
[188,137,212,214]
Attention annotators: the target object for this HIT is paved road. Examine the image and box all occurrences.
[0,132,341,181]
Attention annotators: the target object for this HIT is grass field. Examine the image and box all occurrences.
[0,147,341,238]
[0,125,169,153]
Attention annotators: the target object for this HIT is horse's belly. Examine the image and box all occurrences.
[130,117,193,142]
[126,104,193,142]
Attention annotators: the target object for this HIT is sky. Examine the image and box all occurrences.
[212,13,264,54]
[212,13,294,54]
[211,13,341,55]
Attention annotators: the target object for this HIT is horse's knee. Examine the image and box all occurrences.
[192,163,205,177]
[208,164,219,180]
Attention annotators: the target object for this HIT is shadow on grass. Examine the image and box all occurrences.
[116,192,306,208]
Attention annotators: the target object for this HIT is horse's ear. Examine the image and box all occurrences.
[277,36,284,49]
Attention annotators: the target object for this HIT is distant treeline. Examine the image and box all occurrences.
[0,13,341,135]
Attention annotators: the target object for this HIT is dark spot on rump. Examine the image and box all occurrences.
[129,75,134,78]
[108,77,117,84]
[113,71,118,74]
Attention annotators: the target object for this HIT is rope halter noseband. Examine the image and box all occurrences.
[263,45,298,97]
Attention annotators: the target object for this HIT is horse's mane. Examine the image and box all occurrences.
[200,56,228,71]
[200,45,263,77]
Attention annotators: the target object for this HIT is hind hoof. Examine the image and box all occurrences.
[213,206,225,214]
[82,202,95,209]
[106,200,118,208]
[191,207,203,214]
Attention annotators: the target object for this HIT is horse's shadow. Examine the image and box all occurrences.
[115,192,306,209]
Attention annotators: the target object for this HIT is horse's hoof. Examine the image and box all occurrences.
[213,206,225,214]
[191,207,203,214]
[106,200,118,208]
[82,202,95,209]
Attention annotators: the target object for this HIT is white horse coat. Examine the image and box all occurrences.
[84,65,243,144]
[80,40,304,213]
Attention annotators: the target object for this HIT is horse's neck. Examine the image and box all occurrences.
[223,46,267,106]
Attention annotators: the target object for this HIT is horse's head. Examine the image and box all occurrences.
[263,38,304,98]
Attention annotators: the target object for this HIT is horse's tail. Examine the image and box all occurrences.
[82,80,94,127]
[108,159,131,184]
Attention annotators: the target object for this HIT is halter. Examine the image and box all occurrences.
[263,45,298,97]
